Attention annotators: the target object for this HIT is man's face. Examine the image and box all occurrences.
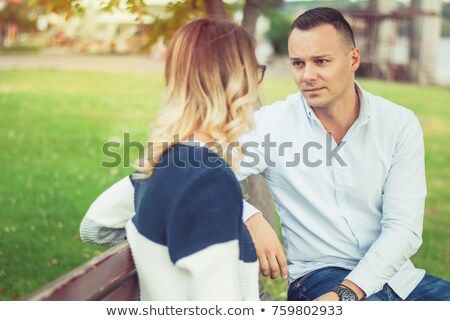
[288,24,360,109]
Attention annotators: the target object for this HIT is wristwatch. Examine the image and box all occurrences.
[332,284,359,301]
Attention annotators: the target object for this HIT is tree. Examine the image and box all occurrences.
[204,0,228,20]
[264,10,291,55]
[29,0,283,37]
[0,0,39,32]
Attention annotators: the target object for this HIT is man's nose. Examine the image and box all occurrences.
[302,64,318,82]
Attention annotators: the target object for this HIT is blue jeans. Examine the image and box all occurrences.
[287,266,450,301]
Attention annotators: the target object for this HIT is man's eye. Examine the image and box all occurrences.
[317,59,328,65]
[292,61,304,68]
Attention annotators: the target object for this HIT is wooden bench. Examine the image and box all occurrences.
[26,241,139,301]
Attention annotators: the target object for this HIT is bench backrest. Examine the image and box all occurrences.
[26,242,139,301]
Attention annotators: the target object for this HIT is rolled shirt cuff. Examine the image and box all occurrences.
[243,200,261,222]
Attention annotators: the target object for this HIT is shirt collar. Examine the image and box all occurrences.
[302,97,319,123]
[301,81,371,127]
[355,81,371,127]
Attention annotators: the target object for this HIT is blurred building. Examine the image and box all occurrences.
[342,0,442,85]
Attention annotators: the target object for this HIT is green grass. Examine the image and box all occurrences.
[0,46,43,54]
[0,70,449,300]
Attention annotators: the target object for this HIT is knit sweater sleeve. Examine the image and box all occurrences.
[167,168,245,300]
[80,175,135,246]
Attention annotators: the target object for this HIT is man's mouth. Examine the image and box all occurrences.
[303,87,324,93]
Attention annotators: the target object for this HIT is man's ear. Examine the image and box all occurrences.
[351,47,361,71]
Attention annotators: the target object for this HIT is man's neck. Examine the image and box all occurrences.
[312,86,360,144]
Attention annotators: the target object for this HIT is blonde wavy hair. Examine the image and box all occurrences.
[136,18,260,178]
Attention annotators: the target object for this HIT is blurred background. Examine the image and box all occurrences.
[1,0,449,300]
[1,0,450,84]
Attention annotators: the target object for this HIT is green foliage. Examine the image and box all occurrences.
[442,18,450,38]
[21,0,280,47]
[442,2,450,20]
[30,0,77,12]
[0,70,449,301]
[264,11,291,55]
[144,0,209,47]
[27,0,84,19]
[442,2,450,37]
[0,45,42,53]
[101,0,148,16]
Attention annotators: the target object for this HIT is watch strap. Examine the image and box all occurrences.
[332,283,359,301]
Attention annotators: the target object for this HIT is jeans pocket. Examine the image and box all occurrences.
[287,283,311,301]
[289,267,351,301]
[288,271,317,301]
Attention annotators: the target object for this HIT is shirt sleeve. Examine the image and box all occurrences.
[236,108,272,181]
[80,175,135,246]
[236,109,272,221]
[346,112,427,297]
[167,169,245,300]
[242,199,261,222]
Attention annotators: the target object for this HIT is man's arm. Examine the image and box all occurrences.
[80,176,135,246]
[238,109,288,280]
[347,112,426,296]
[319,112,426,300]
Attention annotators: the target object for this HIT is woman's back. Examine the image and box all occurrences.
[126,143,259,300]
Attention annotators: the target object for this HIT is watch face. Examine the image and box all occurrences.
[340,289,357,301]
[334,285,358,301]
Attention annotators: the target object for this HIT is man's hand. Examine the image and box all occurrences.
[245,213,288,279]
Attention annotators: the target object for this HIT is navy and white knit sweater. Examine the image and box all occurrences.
[124,144,259,300]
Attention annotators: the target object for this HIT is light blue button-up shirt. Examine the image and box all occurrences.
[238,83,426,299]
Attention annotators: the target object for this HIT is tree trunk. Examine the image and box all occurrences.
[204,0,229,20]
[241,0,263,36]
[241,175,279,236]
[242,0,278,235]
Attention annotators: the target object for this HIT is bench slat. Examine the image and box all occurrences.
[101,276,140,301]
[26,242,139,301]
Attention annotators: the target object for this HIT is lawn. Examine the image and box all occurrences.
[0,69,449,301]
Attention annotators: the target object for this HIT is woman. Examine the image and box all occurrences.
[80,19,265,300]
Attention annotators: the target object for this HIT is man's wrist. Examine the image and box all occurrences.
[341,279,365,300]
[332,284,358,301]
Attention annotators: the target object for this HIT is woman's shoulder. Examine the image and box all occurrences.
[168,143,237,182]
[134,144,241,204]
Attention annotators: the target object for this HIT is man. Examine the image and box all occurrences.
[240,7,449,301]
[81,7,450,300]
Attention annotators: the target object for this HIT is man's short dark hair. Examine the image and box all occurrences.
[289,7,356,48]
